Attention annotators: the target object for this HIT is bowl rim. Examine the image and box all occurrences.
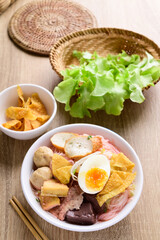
[49,27,160,80]
[21,123,143,232]
[0,83,57,135]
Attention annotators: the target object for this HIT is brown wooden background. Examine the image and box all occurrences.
[0,0,160,239]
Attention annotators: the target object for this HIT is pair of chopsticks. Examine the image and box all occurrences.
[9,196,49,240]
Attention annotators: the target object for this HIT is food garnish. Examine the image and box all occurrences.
[54,50,160,118]
[2,86,50,131]
[87,135,92,140]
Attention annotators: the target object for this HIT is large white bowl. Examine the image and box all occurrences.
[0,84,57,140]
[21,124,143,232]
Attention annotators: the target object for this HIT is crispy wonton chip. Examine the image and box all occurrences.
[36,115,50,123]
[112,170,136,189]
[3,86,50,131]
[2,120,22,130]
[24,118,32,131]
[97,170,136,206]
[24,97,31,108]
[55,166,72,185]
[17,85,25,107]
[6,107,37,121]
[30,120,42,129]
[98,172,123,195]
[110,153,135,172]
[29,93,47,115]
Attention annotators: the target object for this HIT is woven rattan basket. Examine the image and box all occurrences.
[50,27,160,88]
[8,0,97,55]
[0,0,16,14]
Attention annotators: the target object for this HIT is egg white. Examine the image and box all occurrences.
[78,154,110,194]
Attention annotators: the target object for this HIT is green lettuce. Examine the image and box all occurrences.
[53,50,160,118]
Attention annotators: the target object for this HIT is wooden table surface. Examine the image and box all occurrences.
[0,0,160,239]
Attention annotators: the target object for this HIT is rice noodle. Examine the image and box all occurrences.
[98,189,129,221]
[100,136,120,154]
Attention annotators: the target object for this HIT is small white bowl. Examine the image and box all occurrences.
[0,84,57,140]
[21,124,143,232]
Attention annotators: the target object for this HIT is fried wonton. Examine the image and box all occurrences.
[2,119,22,130]
[113,170,136,189]
[36,114,50,123]
[24,97,31,108]
[96,152,136,207]
[30,120,42,129]
[110,153,135,172]
[96,170,136,206]
[6,107,37,120]
[17,85,25,107]
[98,172,123,195]
[23,118,32,131]
[2,86,50,131]
[29,93,48,115]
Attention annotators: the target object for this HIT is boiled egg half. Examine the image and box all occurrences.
[78,154,110,194]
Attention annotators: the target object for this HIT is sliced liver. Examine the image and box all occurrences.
[84,193,106,214]
[65,202,96,225]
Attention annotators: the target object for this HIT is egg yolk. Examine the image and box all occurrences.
[85,168,108,191]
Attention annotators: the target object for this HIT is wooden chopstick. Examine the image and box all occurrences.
[10,196,49,240]
[9,199,43,240]
[12,196,49,240]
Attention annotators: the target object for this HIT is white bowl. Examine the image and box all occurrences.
[0,84,57,140]
[21,124,143,232]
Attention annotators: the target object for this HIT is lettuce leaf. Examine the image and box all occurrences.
[53,51,160,118]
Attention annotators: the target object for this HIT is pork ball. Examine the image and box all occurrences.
[30,167,52,190]
[33,146,53,167]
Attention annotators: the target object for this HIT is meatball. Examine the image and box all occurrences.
[33,146,53,167]
[30,167,52,190]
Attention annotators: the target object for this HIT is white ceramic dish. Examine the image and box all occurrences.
[0,84,57,140]
[21,124,143,232]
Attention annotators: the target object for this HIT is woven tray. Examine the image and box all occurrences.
[8,0,97,55]
[0,0,16,14]
[50,27,160,88]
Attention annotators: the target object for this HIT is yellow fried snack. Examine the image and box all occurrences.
[29,93,48,115]
[6,107,37,120]
[36,114,50,123]
[52,154,72,184]
[113,170,136,189]
[2,119,22,130]
[41,179,69,197]
[39,195,60,210]
[2,86,50,131]
[17,85,25,107]
[28,93,50,123]
[30,120,42,129]
[55,166,72,184]
[98,172,123,195]
[96,170,136,206]
[110,153,135,172]
[23,118,32,131]
[52,154,72,176]
[24,97,31,108]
